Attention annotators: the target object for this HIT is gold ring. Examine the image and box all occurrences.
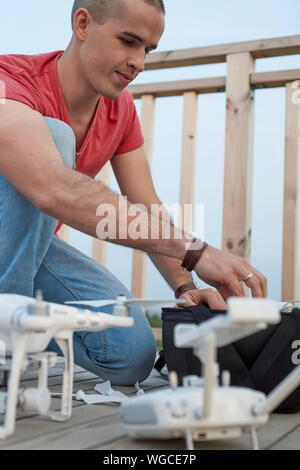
[241,273,254,282]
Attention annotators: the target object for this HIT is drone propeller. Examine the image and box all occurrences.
[66,297,186,309]
[66,299,115,308]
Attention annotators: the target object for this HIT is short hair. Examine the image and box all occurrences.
[71,0,165,29]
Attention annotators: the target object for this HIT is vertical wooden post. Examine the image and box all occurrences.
[131,95,156,298]
[58,224,70,243]
[179,92,198,233]
[57,224,69,243]
[282,82,300,301]
[92,162,112,266]
[222,53,255,260]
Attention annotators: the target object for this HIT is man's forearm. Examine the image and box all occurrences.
[46,167,194,260]
[148,253,194,292]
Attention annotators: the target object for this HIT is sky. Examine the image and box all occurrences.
[0,1,299,302]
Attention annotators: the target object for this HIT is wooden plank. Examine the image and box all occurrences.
[282,82,300,301]
[251,69,300,89]
[5,413,126,451]
[20,363,85,382]
[21,370,100,390]
[131,95,156,298]
[129,70,300,99]
[129,77,226,98]
[179,92,198,233]
[222,53,255,259]
[143,35,300,70]
[0,405,121,450]
[268,422,300,450]
[92,162,112,266]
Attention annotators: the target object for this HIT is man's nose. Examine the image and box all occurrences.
[128,51,145,74]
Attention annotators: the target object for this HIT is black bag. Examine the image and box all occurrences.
[156,304,300,413]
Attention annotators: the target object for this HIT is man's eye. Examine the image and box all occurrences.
[121,38,134,45]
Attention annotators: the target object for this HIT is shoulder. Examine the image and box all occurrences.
[0,51,62,81]
[0,51,63,112]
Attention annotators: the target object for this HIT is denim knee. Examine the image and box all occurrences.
[122,325,157,385]
[44,118,76,169]
[74,307,157,386]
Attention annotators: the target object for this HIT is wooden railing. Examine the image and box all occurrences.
[59,35,300,303]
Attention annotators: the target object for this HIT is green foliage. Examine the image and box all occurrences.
[145,313,162,328]
[146,313,163,351]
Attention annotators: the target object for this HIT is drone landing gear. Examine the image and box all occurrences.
[250,427,259,450]
[0,332,74,439]
[185,430,195,450]
[0,332,28,439]
[46,334,74,422]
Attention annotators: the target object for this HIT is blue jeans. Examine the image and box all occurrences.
[0,118,156,385]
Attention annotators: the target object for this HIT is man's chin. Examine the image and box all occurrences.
[99,86,124,100]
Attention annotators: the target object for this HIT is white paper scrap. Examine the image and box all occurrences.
[94,381,128,401]
[72,380,145,405]
[74,389,125,404]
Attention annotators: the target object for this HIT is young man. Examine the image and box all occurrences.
[0,0,267,384]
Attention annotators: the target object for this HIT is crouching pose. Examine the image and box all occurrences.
[0,0,267,384]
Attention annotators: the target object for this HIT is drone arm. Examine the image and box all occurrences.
[52,308,134,334]
[175,316,228,350]
[18,315,54,331]
[252,364,300,416]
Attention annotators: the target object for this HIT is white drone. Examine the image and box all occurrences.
[0,292,183,439]
[66,295,186,316]
[119,298,300,450]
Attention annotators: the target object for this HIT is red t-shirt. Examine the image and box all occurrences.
[0,50,144,234]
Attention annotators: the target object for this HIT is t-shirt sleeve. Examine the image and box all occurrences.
[115,91,144,155]
[0,69,42,111]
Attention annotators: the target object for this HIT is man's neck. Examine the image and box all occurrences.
[57,49,100,120]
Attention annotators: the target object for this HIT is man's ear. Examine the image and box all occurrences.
[73,8,93,42]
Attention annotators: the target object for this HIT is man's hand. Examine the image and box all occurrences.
[194,245,268,300]
[179,288,227,309]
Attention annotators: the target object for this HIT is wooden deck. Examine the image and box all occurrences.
[0,358,300,451]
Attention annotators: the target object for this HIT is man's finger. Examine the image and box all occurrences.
[242,273,263,297]
[217,285,234,301]
[250,268,268,298]
[228,279,246,297]
[200,289,227,310]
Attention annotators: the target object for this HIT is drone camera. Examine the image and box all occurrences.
[28,302,50,317]
[28,290,50,316]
